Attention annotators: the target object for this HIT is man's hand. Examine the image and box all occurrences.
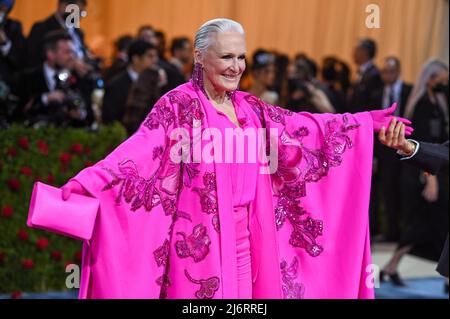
[378,117,416,155]
[370,103,414,135]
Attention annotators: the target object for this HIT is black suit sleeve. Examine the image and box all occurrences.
[406,141,449,175]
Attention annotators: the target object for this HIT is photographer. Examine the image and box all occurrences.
[247,49,279,105]
[26,0,96,78]
[0,0,26,125]
[19,31,93,128]
[286,55,335,113]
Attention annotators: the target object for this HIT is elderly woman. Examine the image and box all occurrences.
[45,19,412,299]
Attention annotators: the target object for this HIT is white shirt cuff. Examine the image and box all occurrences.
[398,139,420,160]
[0,40,12,56]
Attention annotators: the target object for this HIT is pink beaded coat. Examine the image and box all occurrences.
[64,81,375,299]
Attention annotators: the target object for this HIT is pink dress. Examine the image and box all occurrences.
[208,98,259,299]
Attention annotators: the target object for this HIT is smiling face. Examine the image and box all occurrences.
[196,31,247,94]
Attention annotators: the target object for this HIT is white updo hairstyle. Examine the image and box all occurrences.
[194,18,245,58]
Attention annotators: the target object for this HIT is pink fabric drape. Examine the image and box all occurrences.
[32,81,375,299]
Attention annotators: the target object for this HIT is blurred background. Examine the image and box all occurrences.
[0,0,448,299]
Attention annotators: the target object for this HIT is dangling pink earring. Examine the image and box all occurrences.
[191,63,209,99]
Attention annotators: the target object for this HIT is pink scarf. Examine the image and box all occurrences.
[66,81,374,299]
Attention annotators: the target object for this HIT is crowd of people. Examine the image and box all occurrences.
[1,0,448,290]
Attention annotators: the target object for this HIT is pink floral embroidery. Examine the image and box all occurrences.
[152,146,164,160]
[193,172,220,233]
[302,116,360,183]
[280,257,305,299]
[161,197,192,222]
[275,186,323,257]
[175,224,211,262]
[102,160,161,212]
[212,214,220,233]
[193,172,218,215]
[144,98,175,132]
[167,90,204,127]
[245,95,359,257]
[184,269,220,299]
[156,273,171,299]
[154,239,170,267]
[273,117,358,256]
[244,94,292,125]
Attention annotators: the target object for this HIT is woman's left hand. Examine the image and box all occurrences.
[370,103,414,136]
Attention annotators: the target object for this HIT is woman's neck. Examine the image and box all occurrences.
[203,74,228,104]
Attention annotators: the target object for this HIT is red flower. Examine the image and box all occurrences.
[22,259,35,270]
[84,161,95,168]
[51,250,62,261]
[37,140,49,156]
[7,147,18,157]
[11,291,22,299]
[2,205,13,218]
[17,137,29,150]
[0,251,5,264]
[46,174,56,184]
[60,152,72,164]
[18,229,29,241]
[68,75,77,86]
[74,250,83,263]
[36,237,49,251]
[7,178,21,192]
[70,143,83,155]
[20,167,33,177]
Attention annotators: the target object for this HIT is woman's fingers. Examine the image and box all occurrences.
[405,126,414,136]
[61,186,72,201]
[386,103,398,115]
[61,180,87,201]
[396,117,412,125]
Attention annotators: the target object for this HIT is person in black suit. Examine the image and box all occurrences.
[102,35,133,85]
[19,31,93,128]
[0,0,26,87]
[137,26,185,94]
[370,57,413,242]
[348,38,383,112]
[377,59,448,287]
[101,40,159,125]
[379,118,449,289]
[0,0,26,124]
[169,37,193,82]
[26,0,93,78]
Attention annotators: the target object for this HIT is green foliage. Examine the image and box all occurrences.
[0,123,127,294]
